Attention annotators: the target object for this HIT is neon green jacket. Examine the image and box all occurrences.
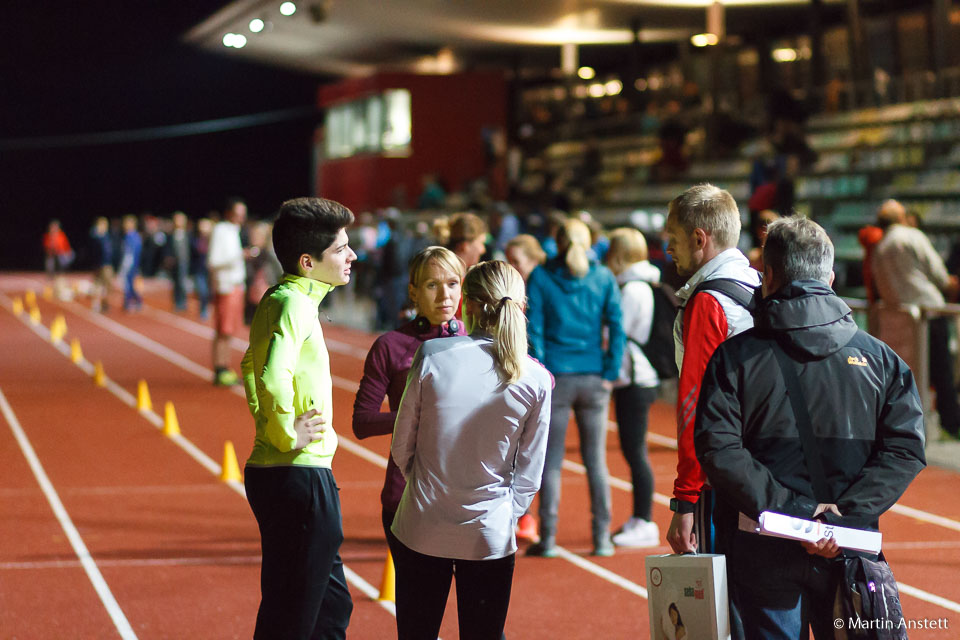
[242,274,338,467]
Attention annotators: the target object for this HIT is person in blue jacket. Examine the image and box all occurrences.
[119,214,143,312]
[526,216,625,557]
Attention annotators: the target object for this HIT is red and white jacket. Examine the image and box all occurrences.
[672,248,760,506]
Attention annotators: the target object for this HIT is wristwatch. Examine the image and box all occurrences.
[670,498,696,514]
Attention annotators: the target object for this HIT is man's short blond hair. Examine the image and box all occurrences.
[668,183,742,249]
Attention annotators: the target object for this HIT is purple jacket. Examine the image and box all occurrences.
[352,317,466,511]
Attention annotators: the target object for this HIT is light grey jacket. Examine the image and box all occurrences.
[391,335,552,560]
[873,224,950,309]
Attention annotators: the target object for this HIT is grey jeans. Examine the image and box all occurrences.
[537,374,612,545]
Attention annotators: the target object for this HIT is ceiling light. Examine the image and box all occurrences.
[772,48,798,63]
[222,33,248,48]
[605,79,623,96]
[249,18,265,33]
[635,78,648,91]
[280,2,297,16]
[588,83,605,98]
[577,66,596,80]
[691,33,719,47]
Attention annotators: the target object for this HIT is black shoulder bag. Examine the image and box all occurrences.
[771,341,908,640]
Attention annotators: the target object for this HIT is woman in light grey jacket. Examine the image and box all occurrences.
[391,260,553,640]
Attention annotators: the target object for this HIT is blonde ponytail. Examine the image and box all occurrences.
[560,218,592,278]
[463,261,527,384]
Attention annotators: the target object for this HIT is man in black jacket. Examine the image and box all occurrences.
[694,216,926,638]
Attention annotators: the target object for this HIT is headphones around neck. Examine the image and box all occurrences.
[414,315,459,337]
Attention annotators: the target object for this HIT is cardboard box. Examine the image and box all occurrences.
[645,554,730,640]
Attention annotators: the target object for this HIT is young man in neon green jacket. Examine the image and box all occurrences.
[242,197,357,640]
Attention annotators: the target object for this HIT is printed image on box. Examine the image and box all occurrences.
[645,554,730,640]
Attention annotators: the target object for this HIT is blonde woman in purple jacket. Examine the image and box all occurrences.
[352,246,466,547]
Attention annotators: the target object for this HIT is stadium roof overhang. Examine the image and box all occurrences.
[184,0,847,78]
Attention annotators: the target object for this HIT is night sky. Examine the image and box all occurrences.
[1,2,326,270]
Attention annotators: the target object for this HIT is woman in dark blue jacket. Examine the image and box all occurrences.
[526,217,625,556]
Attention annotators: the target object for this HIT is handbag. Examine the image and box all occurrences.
[771,341,908,640]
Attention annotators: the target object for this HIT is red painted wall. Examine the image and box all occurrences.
[316,72,507,212]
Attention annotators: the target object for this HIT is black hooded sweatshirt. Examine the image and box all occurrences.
[694,280,926,533]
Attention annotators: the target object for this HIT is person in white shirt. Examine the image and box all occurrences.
[605,228,662,548]
[391,260,552,640]
[207,197,248,386]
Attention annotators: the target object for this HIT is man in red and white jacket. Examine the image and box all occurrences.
[663,184,761,555]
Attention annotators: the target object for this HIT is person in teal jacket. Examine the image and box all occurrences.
[525,217,625,557]
[241,197,357,640]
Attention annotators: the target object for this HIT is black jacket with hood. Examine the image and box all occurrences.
[694,280,926,534]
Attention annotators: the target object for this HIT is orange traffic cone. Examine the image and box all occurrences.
[163,402,180,437]
[220,441,242,482]
[377,550,396,602]
[41,286,53,301]
[28,306,41,325]
[11,297,23,316]
[136,380,152,412]
[24,290,37,307]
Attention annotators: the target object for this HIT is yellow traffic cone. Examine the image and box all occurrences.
[42,286,53,301]
[136,380,152,412]
[70,339,83,364]
[29,306,41,325]
[24,290,36,307]
[162,402,181,437]
[12,297,23,315]
[93,361,106,387]
[50,315,66,343]
[220,441,242,482]
[377,550,396,602]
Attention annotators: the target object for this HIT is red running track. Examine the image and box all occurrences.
[1,272,959,639]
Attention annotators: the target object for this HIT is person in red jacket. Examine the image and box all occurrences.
[662,184,760,556]
[43,219,74,299]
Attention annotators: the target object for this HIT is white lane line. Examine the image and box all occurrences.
[554,547,647,598]
[0,293,389,621]
[28,293,960,613]
[344,566,397,616]
[61,299,215,379]
[889,503,960,533]
[898,584,960,614]
[0,388,138,640]
[1,556,261,570]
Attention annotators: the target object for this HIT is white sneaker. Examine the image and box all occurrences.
[612,518,660,547]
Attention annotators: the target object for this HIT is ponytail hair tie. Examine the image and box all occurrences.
[496,296,512,311]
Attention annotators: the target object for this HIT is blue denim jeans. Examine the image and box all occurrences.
[730,530,838,639]
[537,374,612,545]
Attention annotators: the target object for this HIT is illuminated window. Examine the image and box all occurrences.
[324,89,412,159]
